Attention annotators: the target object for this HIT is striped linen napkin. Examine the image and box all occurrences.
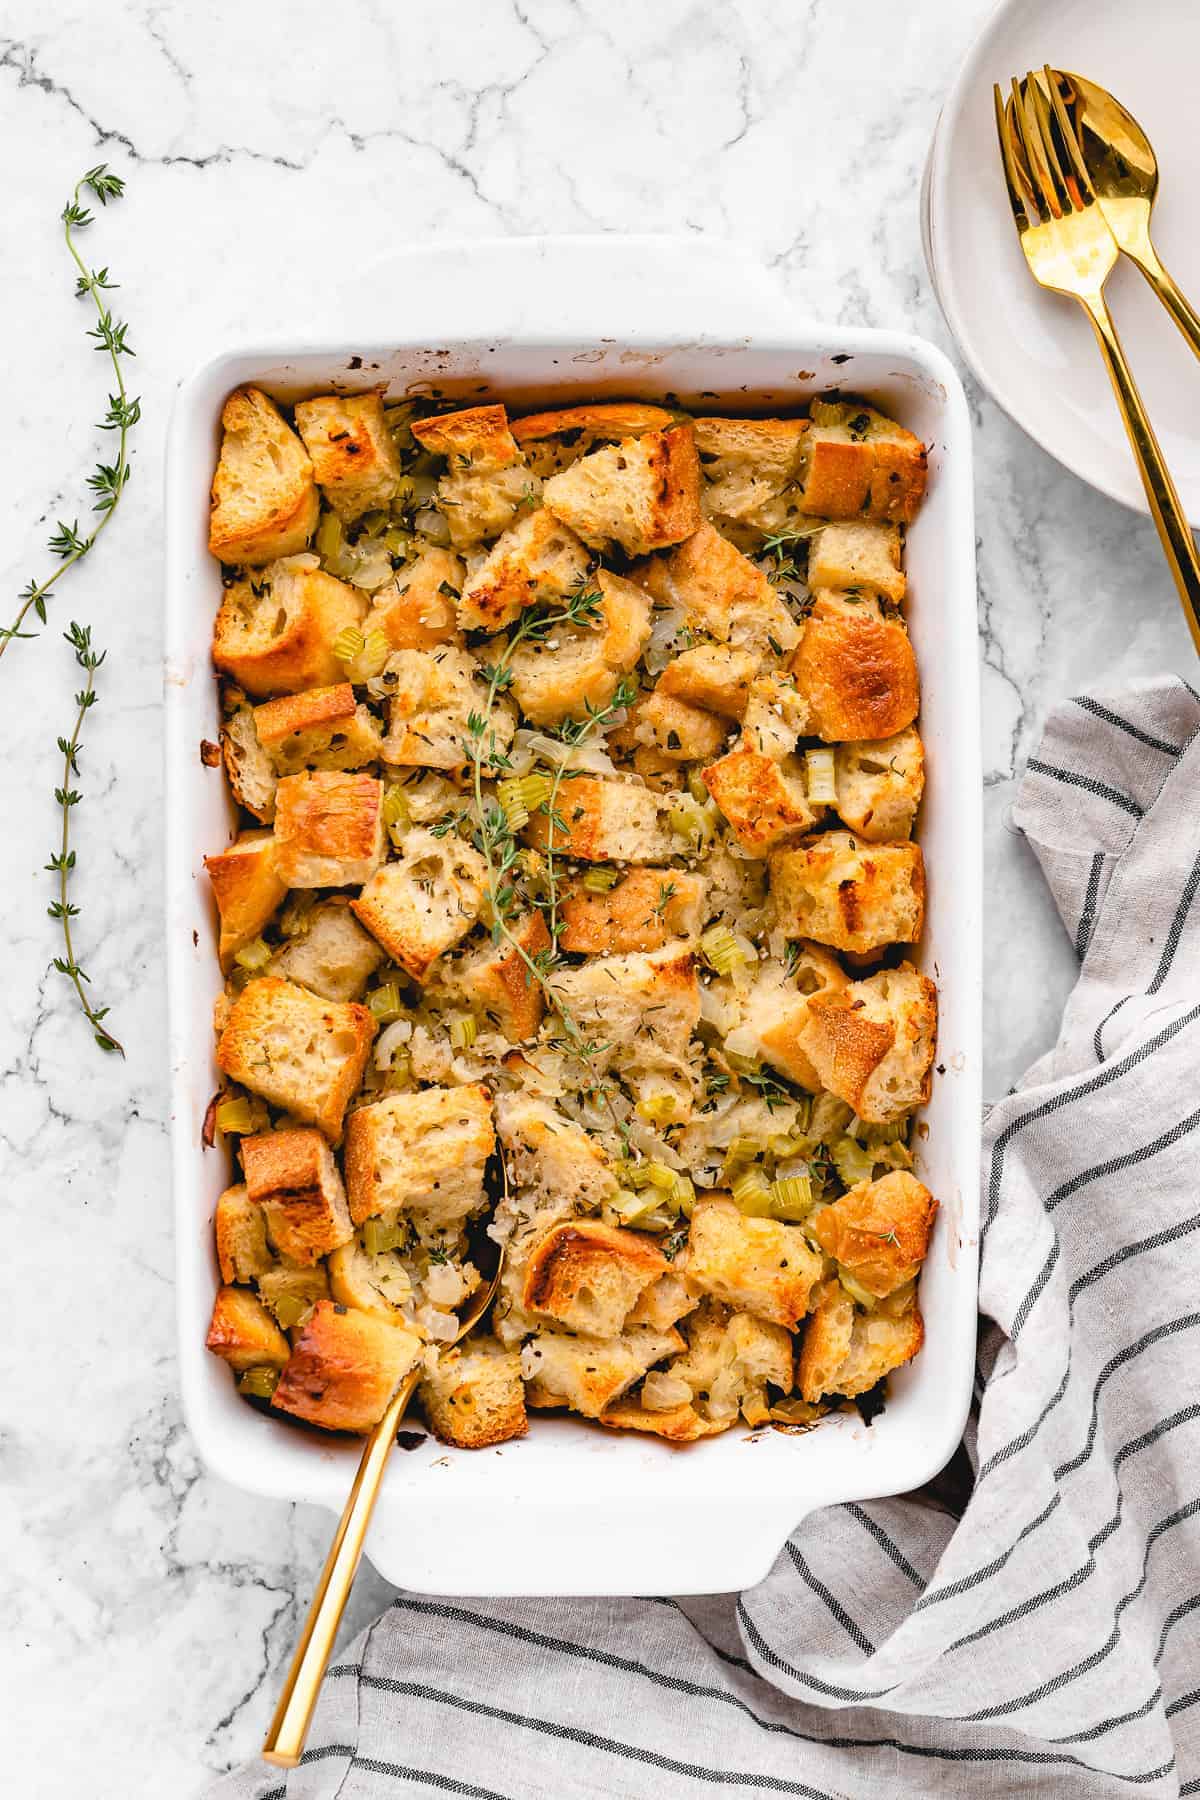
[207,676,1200,1800]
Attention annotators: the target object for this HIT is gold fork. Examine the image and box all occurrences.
[994,67,1200,653]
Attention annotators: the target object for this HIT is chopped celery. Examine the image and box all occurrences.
[382,785,411,831]
[831,1135,877,1190]
[315,510,346,564]
[364,1217,407,1256]
[359,509,390,536]
[686,767,709,806]
[233,936,273,972]
[699,924,743,976]
[214,1095,255,1136]
[237,1366,281,1399]
[805,747,837,805]
[769,1173,813,1219]
[449,1013,478,1052]
[732,1166,773,1215]
[333,625,366,665]
[353,629,390,679]
[273,1294,309,1330]
[645,1161,683,1193]
[582,866,622,893]
[668,796,718,845]
[367,981,404,1024]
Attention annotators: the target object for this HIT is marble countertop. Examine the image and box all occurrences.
[1,1,1193,1792]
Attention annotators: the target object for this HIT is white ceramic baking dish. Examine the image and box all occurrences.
[165,236,980,1598]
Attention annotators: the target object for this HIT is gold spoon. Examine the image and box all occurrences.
[1050,69,1200,359]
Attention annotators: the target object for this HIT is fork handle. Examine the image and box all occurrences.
[261,1365,422,1768]
[1129,239,1200,366]
[1078,290,1200,656]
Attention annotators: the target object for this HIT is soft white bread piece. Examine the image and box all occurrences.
[212,556,366,698]
[272,771,385,888]
[419,1338,528,1447]
[206,1284,292,1371]
[834,729,924,842]
[722,945,849,1092]
[382,645,515,773]
[523,776,675,864]
[351,826,487,981]
[293,392,403,522]
[625,1270,695,1331]
[811,1171,937,1299]
[542,424,701,556]
[327,1232,415,1319]
[739,673,812,760]
[256,1261,329,1326]
[458,508,592,634]
[634,520,799,657]
[411,404,536,547]
[790,592,919,743]
[807,520,906,604]
[769,832,925,953]
[609,688,728,767]
[702,747,820,857]
[364,548,466,652]
[208,387,319,566]
[549,943,699,1070]
[522,1220,668,1338]
[271,1299,422,1433]
[216,976,376,1141]
[799,399,927,524]
[343,1084,494,1234]
[798,962,937,1123]
[656,644,760,719]
[521,1325,684,1417]
[559,868,704,955]
[253,683,382,775]
[240,1126,355,1267]
[691,416,809,536]
[221,700,278,822]
[669,1299,793,1427]
[798,1278,924,1403]
[512,402,676,478]
[204,831,287,971]
[686,1197,823,1330]
[214,1183,274,1285]
[457,910,550,1041]
[268,897,386,1002]
[507,569,650,727]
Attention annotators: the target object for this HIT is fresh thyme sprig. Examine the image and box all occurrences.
[0,165,138,660]
[760,525,818,587]
[46,622,123,1055]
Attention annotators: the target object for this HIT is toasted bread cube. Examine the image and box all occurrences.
[268,897,386,1002]
[495,1093,620,1219]
[724,945,849,1092]
[635,520,799,656]
[739,674,812,760]
[799,962,937,1122]
[216,976,376,1141]
[521,1326,684,1417]
[523,775,675,864]
[327,1231,414,1319]
[507,569,650,727]
[212,556,366,698]
[798,1279,924,1402]
[657,644,760,719]
[770,832,925,953]
[253,683,382,776]
[363,548,465,651]
[221,700,278,822]
[800,400,927,524]
[559,868,704,954]
[692,416,809,534]
[240,1127,355,1266]
[669,1300,792,1426]
[513,403,676,478]
[811,1171,937,1299]
[523,1221,668,1338]
[791,592,919,743]
[458,509,592,634]
[411,403,520,467]
[204,831,287,972]
[293,393,403,522]
[550,944,699,1070]
[702,747,820,857]
[351,827,487,981]
[419,1338,528,1447]
[411,404,534,547]
[598,1397,728,1441]
[807,520,906,603]
[257,1261,329,1325]
[344,1084,494,1235]
[272,771,384,888]
[611,689,728,766]
[381,645,515,773]
[834,729,924,842]
[458,911,550,1041]
[208,387,318,567]
[271,1299,422,1433]
[214,1183,274,1285]
[625,1270,695,1331]
[686,1197,823,1330]
[206,1284,291,1372]
[542,424,701,556]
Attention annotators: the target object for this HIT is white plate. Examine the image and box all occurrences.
[926,0,1200,521]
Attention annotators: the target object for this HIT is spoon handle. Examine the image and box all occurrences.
[1132,239,1200,365]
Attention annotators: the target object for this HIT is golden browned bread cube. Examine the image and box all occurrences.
[411,404,534,547]
[798,1279,924,1402]
[791,592,919,743]
[419,1338,528,1448]
[272,771,385,888]
[214,1183,274,1285]
[656,644,760,719]
[521,1326,684,1418]
[523,1221,668,1338]
[669,1300,793,1426]
[686,1197,823,1330]
[512,402,676,478]
[523,775,675,864]
[293,392,403,521]
[268,897,386,1002]
[507,569,650,727]
[799,962,937,1122]
[204,831,287,971]
[834,729,924,842]
[634,520,799,657]
[252,683,382,775]
[272,1299,422,1433]
[724,945,849,1092]
[549,944,699,1071]
[240,1127,355,1267]
[221,700,278,822]
[769,832,925,953]
[559,868,704,955]
[598,1397,728,1442]
[807,520,906,604]
[216,976,376,1141]
[382,644,515,773]
[364,548,466,652]
[206,1284,291,1371]
[212,556,366,697]
[411,402,520,466]
[344,1084,494,1234]
[610,689,728,766]
[327,1232,414,1319]
[800,400,927,524]
[350,827,487,981]
[457,508,592,634]
[692,416,809,535]
[457,910,550,1041]
[739,674,813,760]
[702,747,820,857]
[542,424,701,556]
[208,387,319,566]
[811,1171,937,1298]
[257,1261,329,1325]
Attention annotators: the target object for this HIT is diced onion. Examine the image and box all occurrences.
[233,936,273,972]
[414,507,451,546]
[375,1017,413,1069]
[838,1268,878,1310]
[513,728,616,776]
[805,747,838,805]
[642,1371,693,1411]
